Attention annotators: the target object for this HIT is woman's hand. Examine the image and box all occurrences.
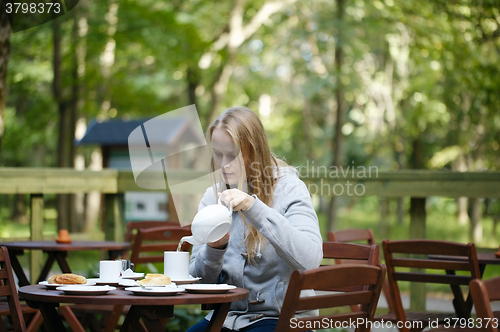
[220,189,255,212]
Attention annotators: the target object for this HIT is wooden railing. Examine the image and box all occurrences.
[1,167,499,308]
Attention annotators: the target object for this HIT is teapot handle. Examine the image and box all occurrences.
[218,196,233,215]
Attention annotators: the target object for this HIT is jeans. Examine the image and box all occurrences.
[186,318,278,332]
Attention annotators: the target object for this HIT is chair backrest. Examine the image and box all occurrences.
[0,246,27,332]
[125,221,182,242]
[328,228,376,245]
[276,264,386,332]
[383,239,481,328]
[327,228,394,312]
[129,226,193,266]
[323,241,378,266]
[470,276,500,332]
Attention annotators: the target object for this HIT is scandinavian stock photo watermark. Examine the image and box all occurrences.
[289,317,499,330]
[296,161,379,197]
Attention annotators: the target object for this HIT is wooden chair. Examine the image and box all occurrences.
[470,276,500,332]
[328,228,394,312]
[129,225,192,266]
[125,221,182,243]
[323,241,379,311]
[378,239,481,332]
[275,264,387,332]
[0,246,44,332]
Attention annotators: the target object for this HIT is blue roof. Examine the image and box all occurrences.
[77,117,189,146]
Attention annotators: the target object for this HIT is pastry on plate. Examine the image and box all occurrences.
[48,273,87,284]
[136,273,171,286]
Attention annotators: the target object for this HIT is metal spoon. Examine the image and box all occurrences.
[139,284,152,291]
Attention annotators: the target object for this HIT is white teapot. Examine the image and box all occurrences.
[181,197,233,246]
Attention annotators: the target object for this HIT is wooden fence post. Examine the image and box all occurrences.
[30,194,44,284]
[409,197,426,311]
[104,193,125,242]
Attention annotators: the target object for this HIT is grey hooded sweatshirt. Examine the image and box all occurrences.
[189,167,323,330]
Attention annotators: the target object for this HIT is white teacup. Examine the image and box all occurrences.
[99,260,123,282]
[164,251,190,281]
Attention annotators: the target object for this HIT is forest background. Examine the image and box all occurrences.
[0,0,499,249]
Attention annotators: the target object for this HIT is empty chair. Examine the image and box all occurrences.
[0,246,45,332]
[276,264,386,332]
[323,241,378,266]
[125,221,182,244]
[129,225,192,266]
[323,241,379,312]
[379,239,481,332]
[328,228,394,312]
[470,276,500,332]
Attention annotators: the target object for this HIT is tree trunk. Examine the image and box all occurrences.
[53,17,71,231]
[206,59,233,126]
[0,8,11,163]
[468,198,483,243]
[379,198,390,239]
[396,197,404,225]
[187,66,199,106]
[69,8,84,232]
[327,0,345,232]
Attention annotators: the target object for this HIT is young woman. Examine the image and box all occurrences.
[187,106,322,332]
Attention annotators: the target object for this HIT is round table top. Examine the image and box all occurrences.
[0,241,131,251]
[19,284,249,306]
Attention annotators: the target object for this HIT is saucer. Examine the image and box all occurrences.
[121,272,144,280]
[183,284,236,294]
[57,285,116,295]
[170,276,201,285]
[86,278,123,286]
[39,280,96,290]
[125,286,183,296]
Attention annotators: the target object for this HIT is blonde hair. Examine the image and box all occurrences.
[206,106,286,263]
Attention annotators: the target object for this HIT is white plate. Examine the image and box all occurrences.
[118,279,138,287]
[121,272,144,280]
[125,286,183,296]
[56,285,116,295]
[170,276,201,285]
[86,278,123,286]
[39,281,96,290]
[183,284,236,294]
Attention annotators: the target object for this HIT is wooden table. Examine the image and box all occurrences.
[19,284,249,332]
[427,251,500,318]
[429,252,500,276]
[0,241,131,286]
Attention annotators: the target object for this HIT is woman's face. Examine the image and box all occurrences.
[211,128,245,186]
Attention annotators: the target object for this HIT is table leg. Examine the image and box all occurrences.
[140,306,173,331]
[120,305,173,332]
[120,305,143,332]
[446,270,469,318]
[59,306,86,332]
[25,300,66,332]
[206,302,231,332]
[8,249,30,287]
[37,254,56,283]
[52,251,72,273]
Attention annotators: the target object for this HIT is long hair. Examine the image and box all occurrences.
[206,106,285,263]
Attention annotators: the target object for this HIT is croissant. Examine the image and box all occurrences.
[137,273,171,285]
[48,273,87,284]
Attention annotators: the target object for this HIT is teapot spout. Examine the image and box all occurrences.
[181,235,204,246]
